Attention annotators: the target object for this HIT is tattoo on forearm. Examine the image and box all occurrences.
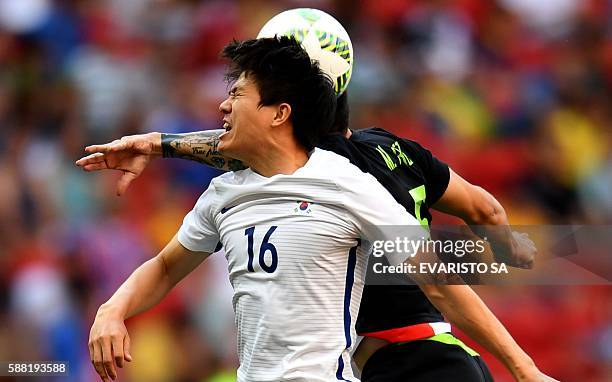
[161,131,246,171]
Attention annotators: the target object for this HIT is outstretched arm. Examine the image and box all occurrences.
[160,131,246,171]
[89,235,210,381]
[76,130,246,195]
[433,169,536,269]
[420,284,558,382]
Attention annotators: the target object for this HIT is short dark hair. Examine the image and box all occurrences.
[331,91,349,134]
[222,37,337,150]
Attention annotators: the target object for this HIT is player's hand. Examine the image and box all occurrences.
[509,231,536,269]
[75,133,162,196]
[89,306,132,381]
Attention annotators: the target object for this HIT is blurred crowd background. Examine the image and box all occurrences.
[0,0,610,381]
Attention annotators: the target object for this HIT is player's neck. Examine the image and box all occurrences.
[248,139,309,177]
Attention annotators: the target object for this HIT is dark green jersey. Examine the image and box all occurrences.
[318,127,450,333]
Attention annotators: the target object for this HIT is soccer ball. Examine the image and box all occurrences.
[257,8,353,95]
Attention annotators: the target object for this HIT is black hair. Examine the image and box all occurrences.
[221,36,337,150]
[331,91,349,134]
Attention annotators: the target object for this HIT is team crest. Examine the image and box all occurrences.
[293,201,314,215]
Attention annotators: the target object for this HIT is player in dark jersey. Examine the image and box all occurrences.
[320,126,493,381]
[76,93,556,382]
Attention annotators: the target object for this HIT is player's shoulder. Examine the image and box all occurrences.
[308,148,383,189]
[308,148,362,175]
[308,147,351,166]
[351,126,397,142]
[353,126,429,154]
[210,168,249,184]
[199,170,254,208]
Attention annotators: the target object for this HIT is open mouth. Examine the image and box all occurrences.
[223,121,232,132]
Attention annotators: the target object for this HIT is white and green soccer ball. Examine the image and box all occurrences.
[257,8,353,95]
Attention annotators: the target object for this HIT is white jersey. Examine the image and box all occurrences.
[178,148,425,382]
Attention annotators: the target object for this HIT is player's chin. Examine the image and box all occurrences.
[217,137,238,157]
[217,133,231,152]
[217,139,227,152]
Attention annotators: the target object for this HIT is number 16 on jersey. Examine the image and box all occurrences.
[245,226,279,273]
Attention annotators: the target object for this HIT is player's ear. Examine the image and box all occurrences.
[271,103,291,127]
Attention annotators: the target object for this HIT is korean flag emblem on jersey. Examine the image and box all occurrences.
[293,201,313,215]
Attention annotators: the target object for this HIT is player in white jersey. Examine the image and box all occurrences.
[87,37,426,382]
[178,148,427,381]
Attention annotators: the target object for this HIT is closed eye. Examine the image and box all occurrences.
[229,85,244,97]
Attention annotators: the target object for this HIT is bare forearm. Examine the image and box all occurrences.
[464,188,517,264]
[100,257,173,320]
[99,236,209,319]
[161,130,246,171]
[462,186,508,226]
[433,172,516,263]
[423,284,536,378]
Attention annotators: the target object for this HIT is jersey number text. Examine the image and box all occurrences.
[245,226,278,273]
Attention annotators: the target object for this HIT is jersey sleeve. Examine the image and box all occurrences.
[337,169,429,265]
[402,139,450,205]
[177,183,220,253]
